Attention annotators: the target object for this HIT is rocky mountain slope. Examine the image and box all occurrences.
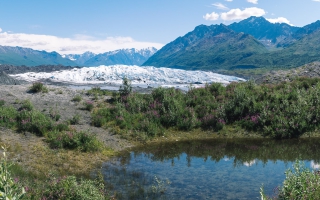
[143,24,267,70]
[0,46,77,66]
[255,62,320,84]
[143,17,320,73]
[228,16,299,48]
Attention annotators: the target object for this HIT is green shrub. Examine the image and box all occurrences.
[0,99,5,107]
[91,77,320,139]
[261,161,320,199]
[17,109,54,136]
[72,95,82,102]
[0,106,18,128]
[84,101,94,111]
[69,114,81,125]
[29,82,48,93]
[46,130,102,152]
[19,100,33,111]
[0,147,26,199]
[119,77,132,97]
[49,108,61,121]
[23,173,109,200]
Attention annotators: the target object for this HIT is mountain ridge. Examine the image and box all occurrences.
[0,45,77,66]
[143,16,320,74]
[63,47,157,66]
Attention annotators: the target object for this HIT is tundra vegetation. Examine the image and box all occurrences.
[0,87,112,199]
[91,77,320,199]
[93,77,320,140]
[2,77,320,199]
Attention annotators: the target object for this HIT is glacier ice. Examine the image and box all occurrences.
[11,65,245,88]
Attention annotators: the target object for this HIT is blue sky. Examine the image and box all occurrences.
[0,0,319,54]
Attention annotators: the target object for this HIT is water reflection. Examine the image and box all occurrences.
[311,160,320,169]
[102,138,320,199]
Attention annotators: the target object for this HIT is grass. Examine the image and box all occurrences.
[2,149,113,200]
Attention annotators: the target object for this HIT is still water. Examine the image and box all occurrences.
[102,138,320,199]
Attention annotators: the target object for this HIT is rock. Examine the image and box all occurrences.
[0,71,23,85]
[255,62,320,84]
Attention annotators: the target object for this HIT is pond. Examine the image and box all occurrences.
[101,138,320,199]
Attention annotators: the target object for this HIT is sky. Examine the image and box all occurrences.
[0,0,319,54]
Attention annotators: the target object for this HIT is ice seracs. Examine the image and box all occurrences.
[11,65,245,87]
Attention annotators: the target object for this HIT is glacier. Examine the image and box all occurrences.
[11,65,245,90]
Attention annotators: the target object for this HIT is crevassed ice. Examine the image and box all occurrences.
[11,65,245,85]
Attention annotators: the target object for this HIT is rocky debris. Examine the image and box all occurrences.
[0,64,81,75]
[0,71,25,85]
[255,62,320,84]
[0,84,131,151]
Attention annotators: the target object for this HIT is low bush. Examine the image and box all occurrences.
[0,147,26,199]
[17,109,54,136]
[69,114,81,125]
[261,161,320,199]
[29,82,48,93]
[0,106,18,128]
[46,130,102,152]
[21,173,110,200]
[93,77,320,139]
[84,101,94,111]
[72,95,82,102]
[0,99,5,107]
[19,100,34,111]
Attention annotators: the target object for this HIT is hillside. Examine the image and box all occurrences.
[143,17,320,75]
[0,46,77,66]
[277,20,320,47]
[143,24,267,70]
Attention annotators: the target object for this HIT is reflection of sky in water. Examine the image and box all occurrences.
[104,153,318,199]
[243,159,256,167]
[311,160,320,169]
[103,139,320,199]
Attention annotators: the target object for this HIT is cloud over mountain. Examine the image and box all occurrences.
[266,17,294,26]
[203,12,220,20]
[220,7,265,20]
[0,32,163,54]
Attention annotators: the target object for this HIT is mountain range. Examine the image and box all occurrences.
[63,47,157,66]
[0,46,157,67]
[143,16,320,75]
[1,16,320,77]
[0,46,77,66]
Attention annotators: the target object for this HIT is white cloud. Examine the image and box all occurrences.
[203,12,220,21]
[0,28,2,32]
[0,32,163,54]
[312,0,320,2]
[225,0,233,1]
[266,17,294,26]
[220,7,266,20]
[212,3,229,10]
[247,0,258,4]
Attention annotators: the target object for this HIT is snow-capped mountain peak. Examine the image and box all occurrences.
[63,47,158,66]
